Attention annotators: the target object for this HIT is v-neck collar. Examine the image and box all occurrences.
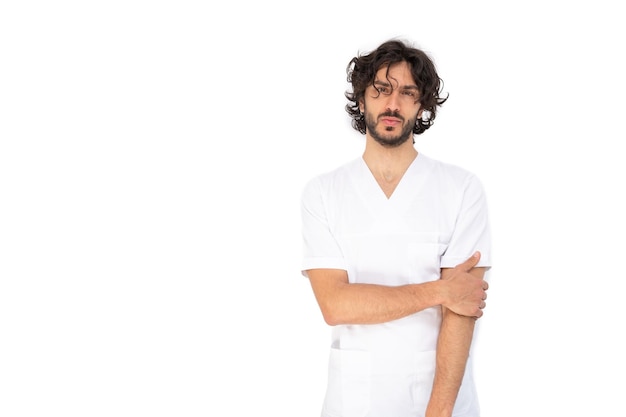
[358,153,426,203]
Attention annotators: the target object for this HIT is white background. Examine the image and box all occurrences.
[1,1,624,416]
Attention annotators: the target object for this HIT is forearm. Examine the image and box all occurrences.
[308,260,487,326]
[313,278,445,326]
[426,307,475,417]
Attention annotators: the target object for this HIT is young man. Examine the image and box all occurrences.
[301,39,492,417]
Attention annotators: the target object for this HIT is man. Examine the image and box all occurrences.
[300,39,492,417]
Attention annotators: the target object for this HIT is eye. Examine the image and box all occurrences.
[375,85,392,94]
[401,90,418,99]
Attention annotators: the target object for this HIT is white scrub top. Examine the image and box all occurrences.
[301,153,492,417]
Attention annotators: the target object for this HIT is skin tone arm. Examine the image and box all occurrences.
[307,252,488,325]
[425,266,486,417]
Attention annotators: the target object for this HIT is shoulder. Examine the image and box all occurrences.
[419,153,474,178]
[419,153,483,188]
[302,158,361,195]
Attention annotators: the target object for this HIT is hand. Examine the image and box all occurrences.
[440,252,488,318]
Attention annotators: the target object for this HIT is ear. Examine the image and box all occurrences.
[419,109,432,122]
[358,99,364,113]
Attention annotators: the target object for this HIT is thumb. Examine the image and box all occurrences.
[457,251,481,271]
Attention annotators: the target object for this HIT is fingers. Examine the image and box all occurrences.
[471,300,486,319]
[480,281,488,310]
[450,294,488,318]
[474,281,489,319]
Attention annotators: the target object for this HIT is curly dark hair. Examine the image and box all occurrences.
[345,39,448,135]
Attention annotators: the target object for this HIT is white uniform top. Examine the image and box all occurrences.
[301,153,492,417]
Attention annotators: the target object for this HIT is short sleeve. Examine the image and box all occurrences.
[440,174,492,269]
[300,177,347,277]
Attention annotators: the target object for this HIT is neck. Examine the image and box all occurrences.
[362,137,418,183]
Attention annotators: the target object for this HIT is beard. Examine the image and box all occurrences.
[364,110,416,148]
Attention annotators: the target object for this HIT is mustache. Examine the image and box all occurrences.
[378,111,404,121]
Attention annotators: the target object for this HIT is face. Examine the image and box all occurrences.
[360,61,422,148]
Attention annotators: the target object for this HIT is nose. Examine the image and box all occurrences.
[383,90,401,112]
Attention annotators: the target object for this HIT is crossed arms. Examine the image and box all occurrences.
[306,251,488,325]
[306,251,488,417]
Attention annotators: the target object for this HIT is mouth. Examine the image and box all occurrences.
[379,117,402,127]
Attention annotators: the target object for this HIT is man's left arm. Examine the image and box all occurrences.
[425,266,487,417]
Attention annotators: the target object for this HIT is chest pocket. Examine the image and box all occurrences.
[407,232,446,284]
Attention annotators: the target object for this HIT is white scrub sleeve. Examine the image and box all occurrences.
[300,177,347,277]
[440,173,492,269]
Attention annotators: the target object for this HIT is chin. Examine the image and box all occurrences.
[374,136,410,148]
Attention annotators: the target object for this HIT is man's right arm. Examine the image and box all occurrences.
[307,252,488,326]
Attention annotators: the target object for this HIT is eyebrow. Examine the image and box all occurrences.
[373,80,419,91]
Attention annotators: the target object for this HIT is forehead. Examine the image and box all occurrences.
[374,61,417,87]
